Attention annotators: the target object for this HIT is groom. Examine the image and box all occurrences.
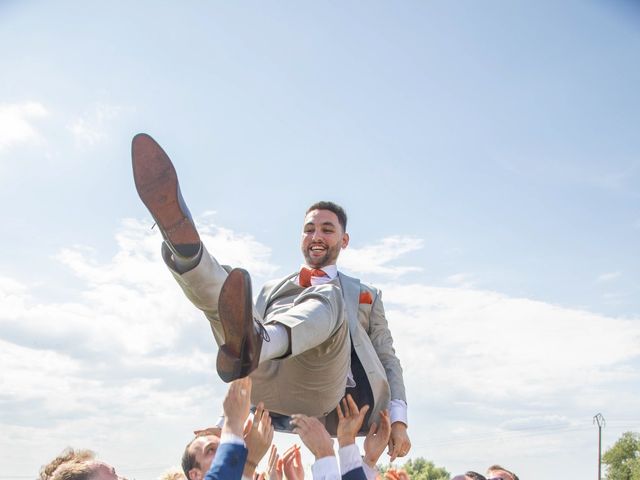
[132,133,410,459]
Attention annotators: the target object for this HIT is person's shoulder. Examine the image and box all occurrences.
[205,442,247,480]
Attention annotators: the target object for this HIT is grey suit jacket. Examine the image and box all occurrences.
[255,271,406,426]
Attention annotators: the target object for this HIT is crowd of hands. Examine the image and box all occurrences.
[216,376,396,480]
[195,378,515,480]
[40,377,516,480]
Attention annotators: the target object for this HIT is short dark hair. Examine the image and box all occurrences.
[487,465,519,480]
[306,201,348,231]
[181,439,199,479]
[465,472,487,480]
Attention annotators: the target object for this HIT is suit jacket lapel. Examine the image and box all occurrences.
[338,272,361,336]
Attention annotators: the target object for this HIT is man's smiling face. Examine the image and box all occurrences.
[301,209,349,268]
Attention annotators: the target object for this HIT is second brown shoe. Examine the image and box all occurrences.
[216,268,264,383]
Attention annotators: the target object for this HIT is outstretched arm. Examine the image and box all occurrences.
[366,290,410,459]
[336,395,369,480]
[243,402,274,479]
[363,409,391,470]
[205,378,252,480]
[291,414,338,479]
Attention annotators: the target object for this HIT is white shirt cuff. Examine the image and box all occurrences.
[362,462,378,480]
[338,443,363,474]
[311,455,340,480]
[389,399,408,426]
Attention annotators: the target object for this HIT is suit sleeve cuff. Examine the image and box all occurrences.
[390,399,408,426]
[362,462,378,480]
[338,443,362,474]
[311,455,340,480]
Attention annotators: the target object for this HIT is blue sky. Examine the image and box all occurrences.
[1,1,639,479]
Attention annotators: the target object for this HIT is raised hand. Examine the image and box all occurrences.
[192,427,221,437]
[243,402,274,478]
[281,444,304,480]
[290,414,334,460]
[336,394,370,448]
[363,409,391,468]
[266,445,282,480]
[387,421,411,462]
[222,377,252,437]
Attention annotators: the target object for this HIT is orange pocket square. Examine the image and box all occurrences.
[359,291,373,304]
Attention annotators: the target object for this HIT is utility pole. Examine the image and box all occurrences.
[593,413,606,480]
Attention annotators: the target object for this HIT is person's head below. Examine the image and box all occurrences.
[181,434,221,480]
[455,472,487,480]
[302,201,349,269]
[158,469,187,480]
[486,465,519,480]
[40,448,127,480]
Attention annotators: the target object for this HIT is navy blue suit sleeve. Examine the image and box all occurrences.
[204,442,247,480]
[342,466,367,480]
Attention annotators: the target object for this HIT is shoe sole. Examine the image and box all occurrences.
[131,133,200,254]
[217,268,254,383]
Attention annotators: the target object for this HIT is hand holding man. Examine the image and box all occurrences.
[242,402,274,479]
[222,377,252,438]
[336,394,369,448]
[290,415,334,462]
[363,409,391,469]
[387,422,410,462]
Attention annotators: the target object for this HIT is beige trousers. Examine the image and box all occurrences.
[163,244,350,417]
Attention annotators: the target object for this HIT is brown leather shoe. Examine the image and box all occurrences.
[216,268,265,383]
[131,133,201,258]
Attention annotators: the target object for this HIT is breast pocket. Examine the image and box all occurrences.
[357,303,372,331]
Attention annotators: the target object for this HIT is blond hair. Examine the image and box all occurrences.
[158,468,187,480]
[39,448,96,480]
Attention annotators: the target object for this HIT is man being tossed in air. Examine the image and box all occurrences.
[131,133,410,459]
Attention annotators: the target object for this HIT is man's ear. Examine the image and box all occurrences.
[188,468,202,480]
[342,232,350,249]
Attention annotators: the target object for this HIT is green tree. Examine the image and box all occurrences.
[379,457,450,480]
[603,431,640,480]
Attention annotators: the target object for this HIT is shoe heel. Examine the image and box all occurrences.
[216,345,242,383]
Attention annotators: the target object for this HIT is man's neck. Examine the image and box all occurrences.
[301,264,338,279]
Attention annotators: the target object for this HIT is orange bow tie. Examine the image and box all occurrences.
[299,267,327,287]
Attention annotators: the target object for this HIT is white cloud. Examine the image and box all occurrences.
[382,283,640,403]
[601,291,628,306]
[445,272,476,288]
[67,103,127,148]
[340,235,423,276]
[0,101,48,151]
[597,271,621,282]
